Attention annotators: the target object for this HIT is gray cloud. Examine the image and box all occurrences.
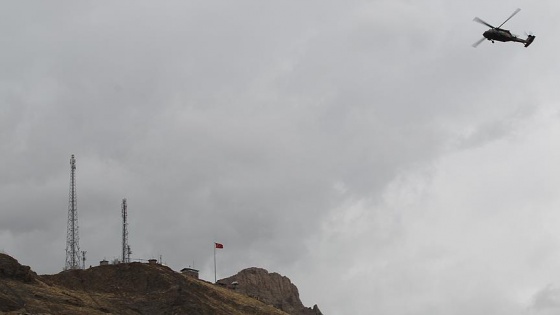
[2,1,560,314]
[531,285,560,314]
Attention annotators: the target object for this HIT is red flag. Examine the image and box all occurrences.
[215,243,224,249]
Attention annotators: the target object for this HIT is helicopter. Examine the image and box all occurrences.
[472,8,535,48]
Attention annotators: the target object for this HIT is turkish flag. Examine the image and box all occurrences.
[215,243,224,249]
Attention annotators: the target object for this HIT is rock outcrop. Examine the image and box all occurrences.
[218,267,323,315]
[0,254,36,283]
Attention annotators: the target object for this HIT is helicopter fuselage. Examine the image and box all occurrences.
[483,28,522,43]
[473,9,535,48]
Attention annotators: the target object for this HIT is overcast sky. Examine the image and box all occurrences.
[2,1,560,314]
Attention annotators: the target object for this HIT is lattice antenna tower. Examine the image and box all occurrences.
[122,198,131,263]
[65,154,81,270]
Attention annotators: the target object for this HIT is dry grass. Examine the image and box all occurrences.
[1,257,289,315]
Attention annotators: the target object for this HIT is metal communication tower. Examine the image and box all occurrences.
[122,198,131,263]
[65,154,81,270]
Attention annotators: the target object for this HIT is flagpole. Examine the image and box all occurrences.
[214,243,217,283]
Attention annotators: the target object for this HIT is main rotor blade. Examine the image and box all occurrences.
[473,17,494,28]
[498,8,521,28]
[472,37,486,48]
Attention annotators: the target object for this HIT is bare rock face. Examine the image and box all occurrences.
[219,267,323,315]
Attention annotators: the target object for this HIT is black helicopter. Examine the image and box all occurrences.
[472,8,535,48]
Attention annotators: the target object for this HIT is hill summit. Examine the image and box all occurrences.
[218,267,323,315]
[0,253,321,315]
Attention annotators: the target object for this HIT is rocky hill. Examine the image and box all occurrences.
[218,267,323,315]
[0,253,316,315]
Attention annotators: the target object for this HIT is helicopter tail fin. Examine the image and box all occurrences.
[524,35,535,47]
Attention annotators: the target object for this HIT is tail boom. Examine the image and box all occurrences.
[524,35,535,47]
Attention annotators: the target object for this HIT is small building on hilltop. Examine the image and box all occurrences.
[181,267,199,279]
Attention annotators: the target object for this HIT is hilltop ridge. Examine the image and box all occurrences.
[0,253,317,315]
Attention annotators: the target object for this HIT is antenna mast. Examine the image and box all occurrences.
[65,154,81,270]
[122,198,130,263]
[82,250,87,269]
